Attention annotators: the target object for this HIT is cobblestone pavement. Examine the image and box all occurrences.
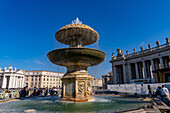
[0,101,22,113]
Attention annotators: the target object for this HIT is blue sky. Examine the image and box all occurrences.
[0,0,170,79]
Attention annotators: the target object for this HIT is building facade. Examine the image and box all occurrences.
[92,77,102,90]
[25,70,64,89]
[110,38,170,84]
[102,71,113,89]
[0,65,25,89]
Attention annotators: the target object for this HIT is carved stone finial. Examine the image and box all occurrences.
[126,50,129,55]
[148,43,151,49]
[140,46,143,52]
[166,37,169,44]
[117,48,123,56]
[112,52,114,57]
[117,48,121,53]
[156,40,160,47]
[133,48,136,53]
[121,50,124,54]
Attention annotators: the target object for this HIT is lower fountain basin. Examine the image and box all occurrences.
[47,47,106,67]
[0,96,152,112]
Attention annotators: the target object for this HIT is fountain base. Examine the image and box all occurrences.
[61,70,93,102]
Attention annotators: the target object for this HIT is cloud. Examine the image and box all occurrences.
[25,60,29,63]
[34,60,44,65]
[4,56,10,58]
[139,41,145,47]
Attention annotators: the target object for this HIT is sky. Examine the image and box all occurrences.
[0,0,170,79]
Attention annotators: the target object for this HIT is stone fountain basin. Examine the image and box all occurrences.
[47,47,106,67]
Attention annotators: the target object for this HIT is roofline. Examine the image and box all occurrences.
[25,70,64,74]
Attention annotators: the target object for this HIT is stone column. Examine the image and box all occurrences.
[13,76,16,88]
[135,63,139,79]
[159,57,164,69]
[127,63,132,83]
[151,60,155,70]
[20,77,22,88]
[1,75,6,89]
[123,64,127,83]
[8,76,12,89]
[155,60,159,70]
[164,57,169,68]
[16,77,18,88]
[113,65,117,84]
[150,64,155,83]
[142,61,147,79]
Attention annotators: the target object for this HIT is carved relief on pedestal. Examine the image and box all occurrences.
[77,81,84,96]
[87,81,92,96]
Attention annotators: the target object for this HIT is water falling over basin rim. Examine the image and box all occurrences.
[47,47,106,67]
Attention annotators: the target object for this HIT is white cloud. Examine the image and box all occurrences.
[34,60,44,65]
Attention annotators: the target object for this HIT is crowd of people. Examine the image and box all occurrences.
[148,85,169,98]
[19,87,59,97]
[148,85,170,105]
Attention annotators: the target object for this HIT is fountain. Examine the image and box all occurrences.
[47,18,106,102]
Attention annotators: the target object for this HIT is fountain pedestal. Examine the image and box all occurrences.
[61,70,93,102]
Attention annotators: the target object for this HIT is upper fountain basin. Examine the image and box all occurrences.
[47,47,106,67]
[55,23,99,46]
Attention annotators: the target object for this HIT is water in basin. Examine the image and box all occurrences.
[0,96,152,112]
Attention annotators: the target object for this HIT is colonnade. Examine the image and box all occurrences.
[1,75,25,89]
[113,56,169,84]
